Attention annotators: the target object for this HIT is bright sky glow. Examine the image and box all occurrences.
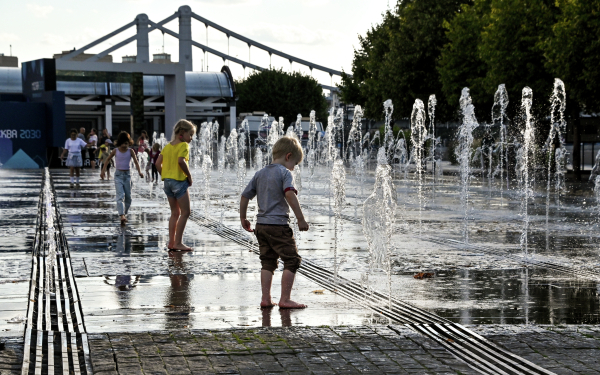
[0,0,391,87]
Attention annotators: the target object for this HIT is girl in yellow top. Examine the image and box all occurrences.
[156,120,197,251]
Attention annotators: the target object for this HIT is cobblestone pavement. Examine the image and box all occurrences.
[469,325,600,374]
[0,339,24,375]
[87,325,475,375]
[83,324,600,375]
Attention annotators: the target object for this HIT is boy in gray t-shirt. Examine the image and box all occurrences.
[240,137,309,309]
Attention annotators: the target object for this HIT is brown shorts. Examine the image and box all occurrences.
[254,224,302,274]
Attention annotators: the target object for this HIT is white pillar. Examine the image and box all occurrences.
[178,6,193,71]
[105,101,113,135]
[136,14,150,63]
[164,73,187,138]
[229,105,236,132]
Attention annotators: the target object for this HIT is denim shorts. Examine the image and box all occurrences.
[163,178,189,199]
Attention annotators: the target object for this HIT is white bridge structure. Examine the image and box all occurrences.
[0,5,346,137]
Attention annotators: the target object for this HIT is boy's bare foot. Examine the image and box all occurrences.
[260,300,278,308]
[120,215,127,226]
[278,300,307,309]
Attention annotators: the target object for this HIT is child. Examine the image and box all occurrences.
[144,149,152,182]
[101,132,144,225]
[240,137,309,309]
[156,120,196,251]
[98,143,112,180]
[149,143,162,183]
[60,128,90,188]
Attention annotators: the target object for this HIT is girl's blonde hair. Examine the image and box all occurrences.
[171,119,197,141]
[152,143,161,152]
[272,136,304,163]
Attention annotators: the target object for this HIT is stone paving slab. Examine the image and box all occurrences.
[57,324,600,375]
[86,325,476,375]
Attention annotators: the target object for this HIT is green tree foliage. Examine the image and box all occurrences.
[340,0,471,121]
[544,0,600,113]
[543,0,600,179]
[235,68,328,127]
[440,0,558,121]
[438,0,491,112]
[479,0,558,117]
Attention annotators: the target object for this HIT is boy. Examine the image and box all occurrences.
[240,137,309,309]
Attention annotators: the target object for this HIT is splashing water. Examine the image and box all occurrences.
[308,110,317,151]
[427,95,437,183]
[544,79,567,249]
[383,99,394,162]
[492,84,509,195]
[254,148,263,171]
[240,119,251,168]
[363,148,397,312]
[410,99,428,235]
[456,88,479,242]
[331,158,346,283]
[203,155,212,214]
[519,87,535,263]
[218,135,226,223]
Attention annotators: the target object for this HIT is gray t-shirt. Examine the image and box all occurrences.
[242,164,297,225]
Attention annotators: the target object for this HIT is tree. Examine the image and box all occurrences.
[438,0,492,113]
[235,68,328,127]
[340,0,471,122]
[544,0,600,180]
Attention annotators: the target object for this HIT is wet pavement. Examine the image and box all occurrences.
[49,169,382,333]
[3,166,600,374]
[0,170,41,338]
[83,325,600,375]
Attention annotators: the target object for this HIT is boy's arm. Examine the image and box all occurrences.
[239,196,253,232]
[155,154,163,173]
[285,191,309,231]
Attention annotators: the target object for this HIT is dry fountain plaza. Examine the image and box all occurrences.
[1,159,600,375]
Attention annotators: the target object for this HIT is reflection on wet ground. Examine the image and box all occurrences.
[2,167,600,337]
[0,170,41,337]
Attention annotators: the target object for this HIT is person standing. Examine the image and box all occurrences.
[100,128,112,146]
[149,143,161,183]
[155,120,196,251]
[60,128,90,188]
[137,131,149,154]
[240,137,309,309]
[88,128,98,169]
[101,131,144,225]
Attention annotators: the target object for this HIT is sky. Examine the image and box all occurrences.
[0,0,392,87]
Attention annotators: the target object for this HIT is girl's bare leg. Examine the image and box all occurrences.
[172,191,192,251]
[167,197,180,249]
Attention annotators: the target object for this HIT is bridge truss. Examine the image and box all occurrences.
[59,5,346,91]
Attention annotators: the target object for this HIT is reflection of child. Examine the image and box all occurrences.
[240,137,309,309]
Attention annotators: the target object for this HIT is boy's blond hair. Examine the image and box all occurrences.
[171,119,197,141]
[272,136,304,163]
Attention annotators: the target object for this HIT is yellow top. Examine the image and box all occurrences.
[161,141,190,181]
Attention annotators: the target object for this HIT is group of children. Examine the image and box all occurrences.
[62,119,309,308]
